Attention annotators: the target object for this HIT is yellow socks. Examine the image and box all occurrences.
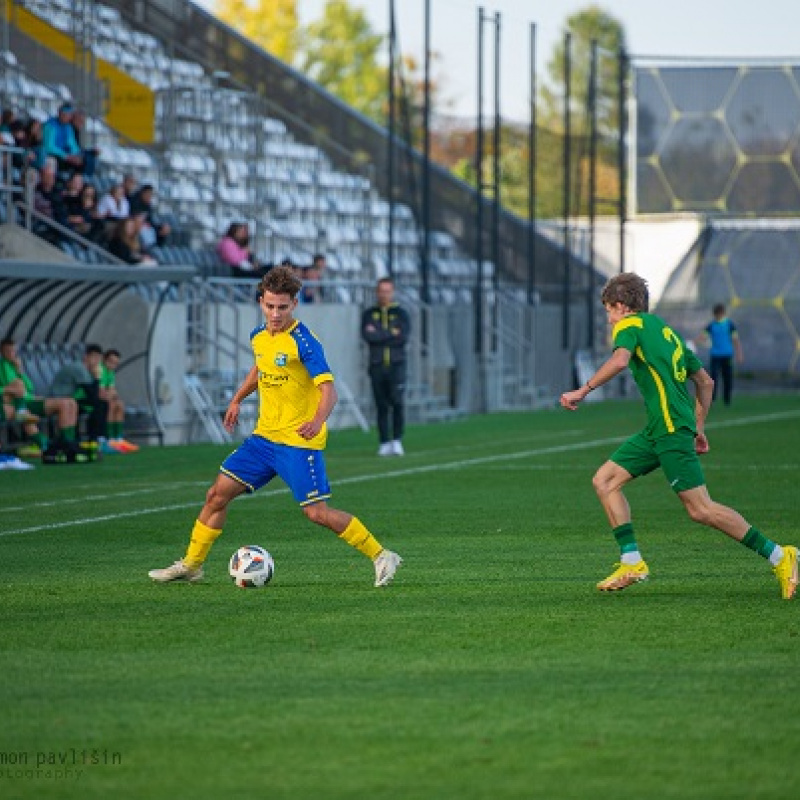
[184,517,380,567]
[183,519,222,568]
[338,517,383,560]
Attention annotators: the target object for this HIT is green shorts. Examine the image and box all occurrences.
[28,398,46,417]
[610,428,705,494]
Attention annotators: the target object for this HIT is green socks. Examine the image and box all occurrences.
[613,523,643,565]
[613,523,638,554]
[741,527,778,560]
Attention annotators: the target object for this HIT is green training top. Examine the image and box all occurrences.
[100,364,116,390]
[0,358,35,399]
[612,312,705,439]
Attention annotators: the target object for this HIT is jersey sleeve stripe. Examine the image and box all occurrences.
[612,317,644,338]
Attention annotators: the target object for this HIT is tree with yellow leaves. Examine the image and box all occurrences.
[215,0,299,65]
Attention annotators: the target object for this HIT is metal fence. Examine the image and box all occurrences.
[99,0,596,292]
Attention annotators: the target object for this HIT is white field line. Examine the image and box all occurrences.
[484,463,800,471]
[2,409,799,538]
[1,428,579,514]
[1,482,210,513]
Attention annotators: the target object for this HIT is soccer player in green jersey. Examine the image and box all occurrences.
[0,337,80,454]
[100,349,139,453]
[149,266,402,588]
[560,273,797,600]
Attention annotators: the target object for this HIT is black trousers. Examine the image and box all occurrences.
[369,363,406,443]
[710,356,734,405]
[79,382,108,440]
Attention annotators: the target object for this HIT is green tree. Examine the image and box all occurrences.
[390,53,453,147]
[540,5,627,138]
[215,0,299,65]
[301,1,387,123]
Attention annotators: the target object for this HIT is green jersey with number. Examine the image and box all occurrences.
[612,312,704,439]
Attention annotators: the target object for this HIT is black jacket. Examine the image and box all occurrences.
[361,303,411,367]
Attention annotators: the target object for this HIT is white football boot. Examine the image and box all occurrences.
[373,549,403,587]
[148,560,204,583]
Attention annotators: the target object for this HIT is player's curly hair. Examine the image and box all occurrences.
[601,273,649,312]
[258,265,303,299]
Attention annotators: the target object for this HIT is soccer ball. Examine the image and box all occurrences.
[229,545,275,588]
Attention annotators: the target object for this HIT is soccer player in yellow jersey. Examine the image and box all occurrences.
[149,266,402,588]
[560,273,797,600]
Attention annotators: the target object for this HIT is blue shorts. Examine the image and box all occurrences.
[220,435,332,506]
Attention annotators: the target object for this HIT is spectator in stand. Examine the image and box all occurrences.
[7,119,29,179]
[23,118,45,172]
[58,174,103,243]
[0,108,15,138]
[299,267,319,304]
[32,160,62,244]
[0,337,80,456]
[33,160,59,218]
[70,108,98,178]
[98,183,130,244]
[58,171,83,216]
[75,184,105,243]
[42,103,84,176]
[131,213,160,261]
[122,173,138,203]
[100,348,139,452]
[217,222,268,278]
[0,109,17,160]
[300,255,328,304]
[312,253,328,277]
[282,257,302,282]
[97,182,130,222]
[129,184,170,248]
[108,217,158,266]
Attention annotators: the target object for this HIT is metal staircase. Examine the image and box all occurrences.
[183,373,232,444]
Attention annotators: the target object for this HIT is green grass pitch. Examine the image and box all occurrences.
[1,394,799,799]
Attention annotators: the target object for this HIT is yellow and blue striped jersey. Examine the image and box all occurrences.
[612,313,704,439]
[251,320,333,450]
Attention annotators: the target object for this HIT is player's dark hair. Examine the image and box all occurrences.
[258,265,302,299]
[1,337,14,348]
[713,303,726,316]
[601,273,649,313]
[85,343,103,356]
[377,277,394,288]
[104,348,121,360]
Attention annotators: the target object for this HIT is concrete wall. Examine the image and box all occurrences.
[0,223,74,263]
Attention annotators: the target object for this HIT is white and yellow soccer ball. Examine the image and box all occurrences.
[229,545,275,588]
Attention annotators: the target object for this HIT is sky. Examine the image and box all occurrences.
[192,0,800,120]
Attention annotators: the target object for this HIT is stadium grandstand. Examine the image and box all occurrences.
[1,0,604,444]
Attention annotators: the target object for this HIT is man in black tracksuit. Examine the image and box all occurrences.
[361,278,411,456]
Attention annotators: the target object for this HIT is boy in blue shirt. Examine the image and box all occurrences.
[702,303,743,406]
